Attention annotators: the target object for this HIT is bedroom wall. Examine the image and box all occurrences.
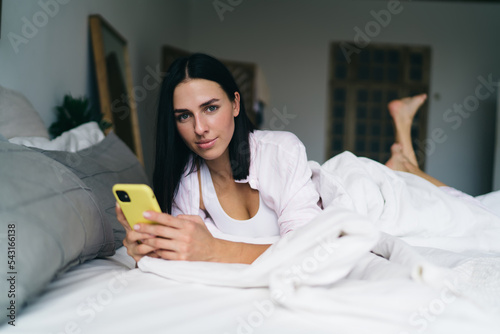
[1,0,499,196]
[185,0,500,196]
[0,0,189,178]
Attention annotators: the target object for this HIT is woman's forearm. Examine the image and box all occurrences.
[213,239,271,264]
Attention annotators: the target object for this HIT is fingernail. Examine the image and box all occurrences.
[134,224,140,230]
[143,211,151,218]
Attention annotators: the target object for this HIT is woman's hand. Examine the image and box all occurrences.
[134,211,219,262]
[116,204,271,264]
[115,203,161,263]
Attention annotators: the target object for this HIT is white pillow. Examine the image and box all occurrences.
[0,85,50,139]
[9,121,104,152]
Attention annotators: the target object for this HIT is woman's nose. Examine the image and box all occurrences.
[194,115,208,135]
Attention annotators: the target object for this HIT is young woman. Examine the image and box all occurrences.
[116,53,484,266]
[116,53,322,264]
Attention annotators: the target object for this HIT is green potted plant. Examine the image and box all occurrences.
[48,94,111,138]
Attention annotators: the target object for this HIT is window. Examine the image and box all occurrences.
[327,43,431,168]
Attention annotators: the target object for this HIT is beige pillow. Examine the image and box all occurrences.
[0,85,49,139]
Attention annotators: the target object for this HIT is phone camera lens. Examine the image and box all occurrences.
[116,190,131,202]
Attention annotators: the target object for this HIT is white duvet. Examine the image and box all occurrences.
[139,152,500,333]
[5,152,500,334]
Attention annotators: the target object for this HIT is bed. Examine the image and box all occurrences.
[1,84,500,334]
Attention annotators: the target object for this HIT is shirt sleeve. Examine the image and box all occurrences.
[263,132,322,235]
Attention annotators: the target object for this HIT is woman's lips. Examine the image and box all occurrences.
[196,138,217,149]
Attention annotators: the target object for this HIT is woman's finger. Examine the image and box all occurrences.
[140,236,179,253]
[123,234,158,259]
[125,230,156,244]
[133,222,184,241]
[115,202,132,232]
[154,249,181,261]
[142,211,183,229]
[147,252,161,259]
[176,214,201,222]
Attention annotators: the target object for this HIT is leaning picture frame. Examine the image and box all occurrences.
[89,14,144,165]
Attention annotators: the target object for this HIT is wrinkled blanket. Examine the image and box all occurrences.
[139,152,500,333]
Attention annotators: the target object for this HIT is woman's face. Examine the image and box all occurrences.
[173,79,240,162]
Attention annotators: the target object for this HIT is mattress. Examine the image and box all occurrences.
[3,247,328,334]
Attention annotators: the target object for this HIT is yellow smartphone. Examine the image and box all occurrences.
[113,183,162,227]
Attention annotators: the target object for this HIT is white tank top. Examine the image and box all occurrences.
[199,162,280,238]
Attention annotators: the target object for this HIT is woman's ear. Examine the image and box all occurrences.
[232,92,241,117]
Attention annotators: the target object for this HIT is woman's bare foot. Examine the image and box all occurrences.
[386,143,447,187]
[388,94,427,127]
[388,93,427,166]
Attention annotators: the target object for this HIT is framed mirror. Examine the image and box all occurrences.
[89,14,143,164]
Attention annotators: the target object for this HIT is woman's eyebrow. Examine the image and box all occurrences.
[199,98,219,108]
[174,98,220,113]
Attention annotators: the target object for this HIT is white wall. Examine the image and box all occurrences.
[0,0,189,178]
[1,0,499,195]
[186,0,500,196]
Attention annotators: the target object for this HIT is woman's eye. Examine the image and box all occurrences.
[206,105,218,112]
[176,114,190,122]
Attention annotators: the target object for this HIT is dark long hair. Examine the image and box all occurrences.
[153,53,255,213]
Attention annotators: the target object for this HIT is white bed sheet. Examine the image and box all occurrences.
[2,247,332,334]
[4,207,499,334]
[3,152,500,334]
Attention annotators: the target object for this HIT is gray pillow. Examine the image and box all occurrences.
[0,132,149,323]
[32,132,150,250]
[0,85,50,139]
[0,141,114,321]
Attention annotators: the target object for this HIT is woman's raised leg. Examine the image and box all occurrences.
[386,143,447,187]
[387,93,427,166]
[385,94,447,187]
